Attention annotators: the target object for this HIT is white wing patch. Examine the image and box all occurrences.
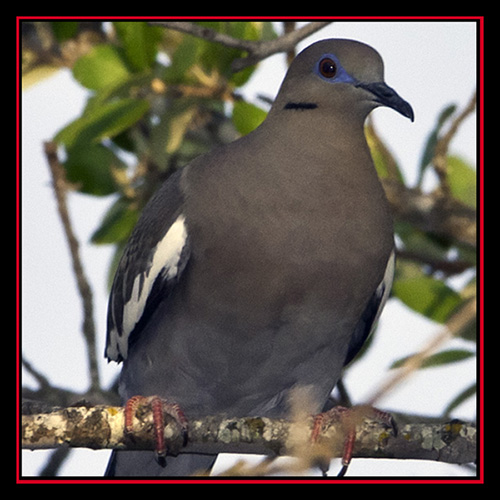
[110,214,188,361]
[372,249,395,331]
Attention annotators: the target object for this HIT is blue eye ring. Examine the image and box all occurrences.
[315,54,357,85]
[319,57,337,78]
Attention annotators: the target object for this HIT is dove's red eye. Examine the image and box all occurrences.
[319,58,337,78]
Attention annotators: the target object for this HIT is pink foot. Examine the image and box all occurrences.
[311,405,396,476]
[124,395,188,465]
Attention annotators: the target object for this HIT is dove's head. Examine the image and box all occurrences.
[272,38,414,122]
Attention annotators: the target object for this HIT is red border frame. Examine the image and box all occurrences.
[16,15,484,485]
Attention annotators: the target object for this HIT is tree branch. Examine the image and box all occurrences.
[149,21,332,71]
[22,404,476,469]
[44,141,100,393]
[432,92,477,192]
[382,179,476,249]
[366,298,476,409]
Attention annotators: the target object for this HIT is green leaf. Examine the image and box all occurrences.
[391,349,474,370]
[227,22,276,86]
[456,278,477,342]
[149,102,198,166]
[64,143,125,196]
[113,21,163,71]
[447,155,477,208]
[83,72,154,117]
[392,262,462,323]
[91,197,139,245]
[232,100,267,136]
[163,35,204,83]
[51,21,79,42]
[73,45,130,90]
[163,22,276,87]
[417,103,457,185]
[365,121,404,182]
[396,222,449,261]
[55,98,150,149]
[259,21,279,42]
[196,21,245,77]
[195,21,269,84]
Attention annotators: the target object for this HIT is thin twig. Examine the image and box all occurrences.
[366,297,476,407]
[382,178,476,249]
[283,21,298,66]
[432,91,477,192]
[149,21,332,71]
[150,21,259,51]
[43,141,100,393]
[396,249,473,276]
[22,356,51,390]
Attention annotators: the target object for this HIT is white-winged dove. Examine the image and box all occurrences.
[104,38,413,477]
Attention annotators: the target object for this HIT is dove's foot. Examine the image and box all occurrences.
[311,405,397,477]
[124,395,188,466]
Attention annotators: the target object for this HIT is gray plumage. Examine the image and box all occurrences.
[104,38,413,477]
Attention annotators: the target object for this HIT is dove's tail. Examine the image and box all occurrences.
[105,450,217,477]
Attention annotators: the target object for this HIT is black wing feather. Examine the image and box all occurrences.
[343,250,395,366]
[105,170,189,362]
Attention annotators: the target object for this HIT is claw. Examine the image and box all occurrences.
[124,395,188,465]
[311,405,395,476]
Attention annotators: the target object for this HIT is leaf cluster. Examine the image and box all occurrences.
[39,21,273,284]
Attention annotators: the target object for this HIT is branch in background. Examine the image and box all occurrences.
[283,21,298,66]
[22,22,108,88]
[432,92,477,192]
[382,178,476,249]
[44,142,100,393]
[149,21,332,71]
[396,249,472,276]
[366,297,476,408]
[21,404,476,470]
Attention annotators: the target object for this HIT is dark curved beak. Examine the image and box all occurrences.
[356,81,414,122]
